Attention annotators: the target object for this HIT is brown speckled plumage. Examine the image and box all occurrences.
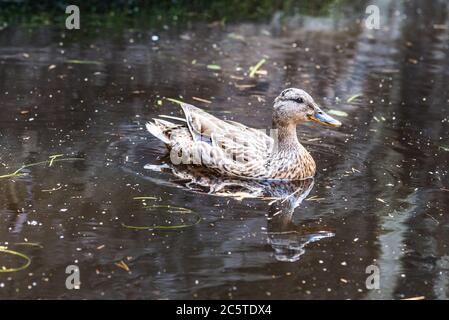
[146,88,341,180]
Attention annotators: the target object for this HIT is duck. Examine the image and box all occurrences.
[146,88,341,180]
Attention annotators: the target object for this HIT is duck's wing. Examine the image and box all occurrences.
[147,102,273,178]
[181,103,273,159]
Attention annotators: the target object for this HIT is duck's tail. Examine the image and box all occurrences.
[145,119,174,144]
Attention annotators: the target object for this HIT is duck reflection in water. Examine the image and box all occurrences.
[145,163,335,262]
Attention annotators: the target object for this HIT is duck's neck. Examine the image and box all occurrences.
[276,123,301,151]
[272,122,316,178]
[274,122,315,163]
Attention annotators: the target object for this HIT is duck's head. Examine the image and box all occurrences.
[273,88,341,127]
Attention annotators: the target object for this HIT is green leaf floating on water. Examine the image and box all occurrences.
[207,64,222,71]
[122,199,201,230]
[0,156,85,180]
[328,110,348,117]
[133,196,158,200]
[0,247,32,273]
[65,59,102,65]
[166,97,185,105]
[249,58,266,77]
[346,93,362,103]
[121,213,201,230]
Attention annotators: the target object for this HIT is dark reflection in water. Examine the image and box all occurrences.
[144,163,334,263]
[0,0,449,299]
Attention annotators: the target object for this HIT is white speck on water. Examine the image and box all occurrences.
[151,35,159,41]
[60,208,68,212]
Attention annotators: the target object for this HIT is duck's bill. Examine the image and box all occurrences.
[309,109,342,127]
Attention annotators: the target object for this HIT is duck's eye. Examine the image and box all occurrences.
[294,98,304,104]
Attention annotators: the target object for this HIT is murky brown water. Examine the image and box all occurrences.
[1,0,449,299]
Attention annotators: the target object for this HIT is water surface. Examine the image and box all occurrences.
[1,0,449,299]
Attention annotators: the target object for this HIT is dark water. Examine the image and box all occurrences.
[1,1,449,299]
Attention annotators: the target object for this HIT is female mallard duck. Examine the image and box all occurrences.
[146,88,341,180]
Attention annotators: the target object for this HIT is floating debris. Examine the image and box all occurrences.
[346,93,362,103]
[207,64,222,71]
[142,204,192,213]
[165,97,185,105]
[49,154,64,167]
[115,260,130,272]
[14,242,43,249]
[425,214,439,225]
[0,155,84,180]
[305,195,325,201]
[328,110,348,117]
[402,296,425,300]
[249,58,266,78]
[234,83,257,89]
[122,198,201,230]
[192,97,212,104]
[0,247,31,273]
[42,185,63,192]
[228,33,245,41]
[65,59,102,65]
[121,213,201,230]
[133,196,158,200]
[433,24,447,30]
[439,146,449,152]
